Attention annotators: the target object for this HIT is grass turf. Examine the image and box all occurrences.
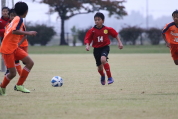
[0,54,178,119]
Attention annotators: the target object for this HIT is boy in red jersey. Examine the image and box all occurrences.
[162,10,178,65]
[84,12,123,85]
[0,2,37,96]
[0,7,10,41]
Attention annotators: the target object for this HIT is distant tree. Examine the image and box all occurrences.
[146,28,162,45]
[26,24,56,46]
[78,26,92,45]
[36,0,127,45]
[119,26,144,45]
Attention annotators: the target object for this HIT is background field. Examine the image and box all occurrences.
[0,45,178,119]
[28,45,170,54]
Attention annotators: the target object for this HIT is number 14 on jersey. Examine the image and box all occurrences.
[97,36,103,42]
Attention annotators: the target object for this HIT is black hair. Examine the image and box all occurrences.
[172,10,178,16]
[8,9,16,16]
[2,7,9,11]
[94,12,105,21]
[14,1,28,16]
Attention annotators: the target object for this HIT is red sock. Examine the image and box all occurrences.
[1,75,11,88]
[15,63,22,76]
[104,63,112,78]
[16,67,30,85]
[98,69,105,76]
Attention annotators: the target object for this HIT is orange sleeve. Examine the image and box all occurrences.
[11,17,23,31]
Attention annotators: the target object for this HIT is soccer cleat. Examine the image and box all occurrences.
[14,85,30,93]
[0,87,6,96]
[108,77,114,84]
[100,75,105,85]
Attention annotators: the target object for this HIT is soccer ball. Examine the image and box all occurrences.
[51,76,63,87]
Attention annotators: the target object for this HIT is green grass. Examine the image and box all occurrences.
[28,45,170,54]
[0,54,178,119]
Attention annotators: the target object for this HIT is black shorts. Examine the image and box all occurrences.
[93,45,110,66]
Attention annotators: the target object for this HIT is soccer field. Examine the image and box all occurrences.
[0,54,178,119]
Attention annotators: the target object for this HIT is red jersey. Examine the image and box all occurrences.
[84,25,118,48]
[0,16,10,37]
[162,22,178,45]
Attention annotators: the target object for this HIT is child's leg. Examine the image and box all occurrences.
[101,56,113,84]
[101,56,112,78]
[1,53,17,89]
[1,67,16,88]
[16,56,34,85]
[98,64,105,85]
[15,60,22,76]
[14,56,33,93]
[98,64,105,76]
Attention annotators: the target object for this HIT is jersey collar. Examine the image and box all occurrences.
[94,25,105,29]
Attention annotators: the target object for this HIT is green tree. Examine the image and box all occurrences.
[146,28,162,45]
[119,26,144,45]
[26,24,56,46]
[78,26,92,45]
[36,0,127,45]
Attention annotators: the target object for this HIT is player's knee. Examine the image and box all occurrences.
[101,57,106,64]
[31,60,34,66]
[26,60,34,67]
[10,72,16,78]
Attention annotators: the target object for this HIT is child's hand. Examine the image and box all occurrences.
[86,44,90,51]
[118,43,123,49]
[28,31,37,36]
[166,42,170,48]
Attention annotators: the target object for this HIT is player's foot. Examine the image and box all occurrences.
[0,87,6,96]
[100,75,105,85]
[14,85,30,93]
[108,77,114,84]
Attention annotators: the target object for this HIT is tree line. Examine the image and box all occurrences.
[26,23,162,46]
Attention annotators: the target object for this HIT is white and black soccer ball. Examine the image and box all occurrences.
[51,76,63,87]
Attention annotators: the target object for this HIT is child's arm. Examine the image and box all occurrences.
[162,33,170,48]
[84,29,93,51]
[12,30,37,36]
[86,43,90,51]
[18,35,27,46]
[115,35,123,49]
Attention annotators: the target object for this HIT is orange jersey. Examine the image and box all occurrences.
[19,36,28,47]
[1,16,24,54]
[19,25,28,47]
[162,22,178,44]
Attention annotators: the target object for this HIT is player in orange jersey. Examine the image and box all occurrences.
[15,27,28,76]
[4,9,27,76]
[0,2,37,96]
[162,10,178,65]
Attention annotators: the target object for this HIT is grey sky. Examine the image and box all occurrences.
[1,0,177,32]
[0,0,174,22]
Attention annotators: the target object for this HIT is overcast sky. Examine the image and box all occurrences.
[1,0,177,22]
[1,0,177,32]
